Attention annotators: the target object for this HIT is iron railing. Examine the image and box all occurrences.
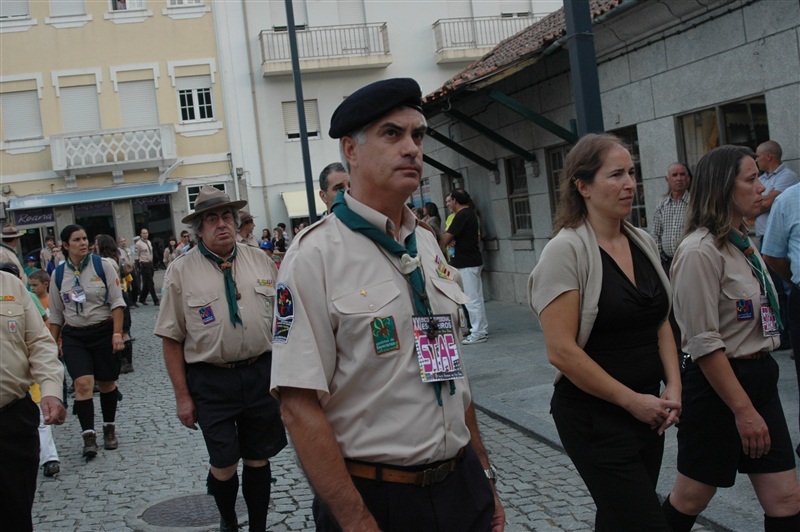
[260,22,389,63]
[432,15,540,52]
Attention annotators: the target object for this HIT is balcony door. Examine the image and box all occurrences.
[446,0,475,47]
[119,80,159,162]
[337,0,368,53]
[60,85,103,166]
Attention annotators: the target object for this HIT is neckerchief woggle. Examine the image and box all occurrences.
[198,240,242,327]
[66,254,92,316]
[332,191,456,406]
[728,228,782,329]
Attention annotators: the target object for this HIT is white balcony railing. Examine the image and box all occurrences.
[51,124,177,179]
[260,22,389,63]
[433,15,540,53]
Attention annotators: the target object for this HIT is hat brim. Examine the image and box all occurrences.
[182,199,248,224]
[1,231,25,239]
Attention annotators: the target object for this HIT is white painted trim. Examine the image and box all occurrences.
[44,14,92,29]
[0,137,49,154]
[103,9,153,24]
[179,174,232,186]
[0,73,43,99]
[167,58,216,86]
[175,120,223,137]
[180,152,230,165]
[0,168,59,183]
[51,67,102,97]
[0,17,37,34]
[109,63,160,91]
[162,5,210,20]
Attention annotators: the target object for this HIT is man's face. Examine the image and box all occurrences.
[666,164,689,196]
[343,107,425,201]
[241,218,254,235]
[755,148,771,172]
[321,170,350,211]
[46,239,56,250]
[140,228,149,240]
[445,195,454,213]
[181,233,190,244]
[119,238,126,248]
[198,208,236,256]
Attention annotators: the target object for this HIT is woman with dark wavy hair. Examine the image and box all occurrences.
[661,145,800,531]
[529,133,681,531]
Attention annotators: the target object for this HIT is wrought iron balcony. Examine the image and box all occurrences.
[432,15,540,63]
[50,125,177,187]
[260,22,392,76]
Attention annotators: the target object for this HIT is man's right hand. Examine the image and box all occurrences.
[176,395,197,430]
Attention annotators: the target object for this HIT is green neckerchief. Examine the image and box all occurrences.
[332,191,455,406]
[66,254,92,315]
[728,228,782,329]
[197,241,242,327]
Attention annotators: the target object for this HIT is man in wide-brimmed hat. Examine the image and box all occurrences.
[0,223,28,285]
[155,185,286,532]
[236,210,259,248]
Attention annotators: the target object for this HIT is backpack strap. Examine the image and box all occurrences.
[54,262,65,292]
[91,254,108,304]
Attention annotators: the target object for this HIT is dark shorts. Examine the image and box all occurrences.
[62,321,120,382]
[187,354,287,469]
[677,355,796,487]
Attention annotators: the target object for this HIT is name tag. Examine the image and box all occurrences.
[760,295,780,337]
[413,314,465,383]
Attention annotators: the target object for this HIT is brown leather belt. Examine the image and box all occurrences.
[345,448,465,487]
[211,354,265,369]
[737,351,769,360]
[63,317,112,331]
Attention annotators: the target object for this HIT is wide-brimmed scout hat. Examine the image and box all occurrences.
[182,185,247,224]
[238,210,255,225]
[1,223,25,239]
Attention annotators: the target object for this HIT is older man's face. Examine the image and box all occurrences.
[198,207,236,256]
[141,228,149,240]
[666,164,689,196]
[321,170,350,211]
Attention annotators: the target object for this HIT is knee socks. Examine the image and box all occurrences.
[207,471,239,525]
[662,495,697,532]
[99,390,118,424]
[73,398,94,432]
[242,463,272,532]
[765,511,800,532]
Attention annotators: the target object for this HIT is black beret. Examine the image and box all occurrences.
[329,78,423,139]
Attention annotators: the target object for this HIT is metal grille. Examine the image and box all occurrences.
[432,15,540,52]
[260,23,389,62]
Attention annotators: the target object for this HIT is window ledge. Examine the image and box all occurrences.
[0,137,50,154]
[162,5,210,20]
[509,233,534,241]
[286,135,321,143]
[175,120,222,137]
[0,17,37,34]
[45,14,92,29]
[103,9,153,24]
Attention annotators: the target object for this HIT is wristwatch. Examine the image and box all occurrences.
[484,464,497,482]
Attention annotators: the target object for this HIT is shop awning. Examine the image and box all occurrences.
[8,182,179,210]
[281,190,326,219]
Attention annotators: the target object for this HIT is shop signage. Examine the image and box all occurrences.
[15,208,54,226]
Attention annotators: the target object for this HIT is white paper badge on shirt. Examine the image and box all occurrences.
[71,285,87,303]
[760,294,780,337]
[413,314,465,383]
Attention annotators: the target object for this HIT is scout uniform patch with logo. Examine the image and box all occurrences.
[371,316,400,355]
[199,305,216,325]
[257,279,274,287]
[8,320,18,334]
[1,295,15,301]
[273,283,294,344]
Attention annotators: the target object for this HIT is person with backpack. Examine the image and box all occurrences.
[48,225,126,459]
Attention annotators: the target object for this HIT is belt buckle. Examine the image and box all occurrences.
[421,462,451,487]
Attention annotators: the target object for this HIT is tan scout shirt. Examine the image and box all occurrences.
[48,256,126,328]
[271,194,473,466]
[40,246,63,271]
[0,243,27,285]
[236,233,260,248]
[0,272,63,408]
[136,238,154,263]
[672,227,781,361]
[154,244,277,365]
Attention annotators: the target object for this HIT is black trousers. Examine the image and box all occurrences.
[138,262,158,304]
[552,395,670,532]
[312,446,494,531]
[0,396,40,532]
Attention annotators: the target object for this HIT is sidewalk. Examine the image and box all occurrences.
[462,300,800,532]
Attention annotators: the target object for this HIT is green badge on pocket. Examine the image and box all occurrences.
[371,316,400,355]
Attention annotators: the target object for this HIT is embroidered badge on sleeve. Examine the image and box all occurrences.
[273,283,294,344]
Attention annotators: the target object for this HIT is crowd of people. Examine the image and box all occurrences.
[2,76,799,532]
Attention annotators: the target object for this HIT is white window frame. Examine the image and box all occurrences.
[0,0,36,33]
[505,156,533,235]
[1,90,44,141]
[103,0,152,24]
[162,0,209,19]
[281,100,320,141]
[186,183,225,212]
[45,0,91,29]
[176,76,214,124]
[0,73,47,153]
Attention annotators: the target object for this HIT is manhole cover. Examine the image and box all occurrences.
[141,494,246,527]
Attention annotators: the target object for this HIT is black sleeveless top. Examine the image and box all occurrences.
[555,237,668,408]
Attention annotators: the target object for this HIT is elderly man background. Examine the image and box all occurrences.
[271,78,504,532]
[318,161,350,214]
[0,223,28,285]
[155,186,286,532]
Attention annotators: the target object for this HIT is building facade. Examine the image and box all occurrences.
[0,0,238,261]
[422,0,800,304]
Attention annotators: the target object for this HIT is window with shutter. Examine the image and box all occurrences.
[0,0,29,19]
[60,85,101,133]
[50,0,85,17]
[281,100,320,140]
[119,80,158,128]
[1,90,43,141]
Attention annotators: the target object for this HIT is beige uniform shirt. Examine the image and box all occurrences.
[40,246,63,271]
[163,247,181,266]
[119,247,133,272]
[0,271,63,408]
[236,233,260,248]
[672,227,781,361]
[154,244,278,364]
[0,243,27,285]
[48,256,126,328]
[271,194,473,466]
[136,238,154,263]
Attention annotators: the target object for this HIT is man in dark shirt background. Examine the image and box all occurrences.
[441,189,489,344]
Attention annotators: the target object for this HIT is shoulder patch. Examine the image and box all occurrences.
[273,283,294,344]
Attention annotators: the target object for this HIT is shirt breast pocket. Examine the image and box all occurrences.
[1,301,25,335]
[253,285,276,323]
[187,293,222,329]
[332,281,403,356]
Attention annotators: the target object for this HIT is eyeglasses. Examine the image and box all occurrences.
[204,212,235,225]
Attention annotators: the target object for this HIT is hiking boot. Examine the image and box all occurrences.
[82,432,98,458]
[219,517,240,532]
[42,461,60,477]
[103,425,119,450]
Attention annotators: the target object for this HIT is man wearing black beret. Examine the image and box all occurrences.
[272,77,505,531]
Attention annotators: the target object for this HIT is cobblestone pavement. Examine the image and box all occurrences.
[33,300,709,531]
